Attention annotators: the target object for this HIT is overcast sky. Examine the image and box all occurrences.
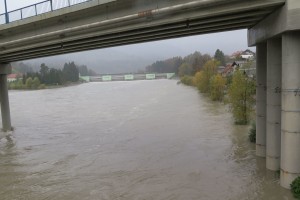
[2,0,255,72]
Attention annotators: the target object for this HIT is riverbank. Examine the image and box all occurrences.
[8,81,84,91]
[42,81,84,90]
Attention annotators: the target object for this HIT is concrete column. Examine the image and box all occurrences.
[266,38,282,171]
[281,32,300,189]
[256,43,267,157]
[0,63,12,132]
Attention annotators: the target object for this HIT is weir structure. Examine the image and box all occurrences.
[0,0,299,189]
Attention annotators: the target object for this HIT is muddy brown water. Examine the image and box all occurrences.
[0,80,295,200]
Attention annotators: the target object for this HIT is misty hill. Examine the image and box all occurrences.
[12,41,190,74]
[146,51,213,75]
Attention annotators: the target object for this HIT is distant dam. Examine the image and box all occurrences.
[80,73,176,82]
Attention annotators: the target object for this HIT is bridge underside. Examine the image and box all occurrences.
[0,0,284,62]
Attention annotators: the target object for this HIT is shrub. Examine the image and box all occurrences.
[291,177,300,199]
[32,77,41,89]
[248,121,256,143]
[227,71,255,124]
[38,84,46,89]
[194,60,219,93]
[209,74,226,101]
[25,77,33,89]
[8,79,25,90]
[180,75,194,86]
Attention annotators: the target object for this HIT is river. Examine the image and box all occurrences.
[0,80,295,200]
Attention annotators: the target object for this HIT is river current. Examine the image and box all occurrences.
[0,80,294,199]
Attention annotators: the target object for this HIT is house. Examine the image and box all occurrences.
[7,74,20,82]
[222,63,234,77]
[231,49,256,60]
[222,61,246,77]
[234,60,247,68]
[241,49,255,60]
[241,54,253,59]
[230,50,243,60]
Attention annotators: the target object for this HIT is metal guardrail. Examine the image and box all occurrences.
[0,0,93,25]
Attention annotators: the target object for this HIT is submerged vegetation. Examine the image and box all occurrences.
[179,61,255,125]
[228,71,256,124]
[248,121,256,143]
[291,177,300,199]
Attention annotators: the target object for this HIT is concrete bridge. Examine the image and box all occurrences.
[0,0,299,189]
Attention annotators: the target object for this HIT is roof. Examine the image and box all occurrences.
[223,64,234,74]
[7,74,19,79]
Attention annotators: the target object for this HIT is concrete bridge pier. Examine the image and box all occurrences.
[266,38,282,171]
[280,32,300,188]
[256,43,267,157]
[0,63,12,132]
[248,0,300,188]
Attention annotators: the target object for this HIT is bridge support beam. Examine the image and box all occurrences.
[0,63,12,132]
[280,32,300,189]
[256,43,267,157]
[266,38,282,171]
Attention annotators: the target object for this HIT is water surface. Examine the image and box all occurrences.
[0,80,294,199]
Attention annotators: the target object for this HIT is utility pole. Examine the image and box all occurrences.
[4,0,9,23]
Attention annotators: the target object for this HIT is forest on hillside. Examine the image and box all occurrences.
[9,62,96,90]
[145,50,231,75]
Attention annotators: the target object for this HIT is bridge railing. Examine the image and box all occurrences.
[0,0,93,25]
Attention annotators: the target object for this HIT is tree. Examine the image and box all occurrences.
[25,77,33,89]
[178,63,193,77]
[214,49,226,66]
[228,71,256,124]
[182,51,212,75]
[88,69,97,76]
[22,74,26,84]
[146,57,183,74]
[32,77,41,89]
[180,75,194,86]
[40,63,49,84]
[63,62,79,82]
[78,65,89,76]
[194,71,205,91]
[13,62,34,74]
[210,74,226,101]
[194,60,219,93]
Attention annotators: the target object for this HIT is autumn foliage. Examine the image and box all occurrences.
[180,58,256,125]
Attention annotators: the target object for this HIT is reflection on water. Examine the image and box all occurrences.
[0,80,295,200]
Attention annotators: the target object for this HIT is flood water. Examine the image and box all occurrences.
[0,80,295,200]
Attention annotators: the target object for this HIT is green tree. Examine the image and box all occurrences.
[210,74,226,101]
[39,63,49,75]
[40,63,49,84]
[63,62,79,82]
[228,71,256,124]
[78,65,89,76]
[32,77,41,89]
[25,77,33,89]
[17,79,24,89]
[194,60,219,93]
[214,49,226,66]
[194,71,205,91]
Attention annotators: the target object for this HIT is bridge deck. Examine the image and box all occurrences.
[0,0,285,63]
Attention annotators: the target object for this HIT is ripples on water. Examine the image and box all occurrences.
[0,80,295,200]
